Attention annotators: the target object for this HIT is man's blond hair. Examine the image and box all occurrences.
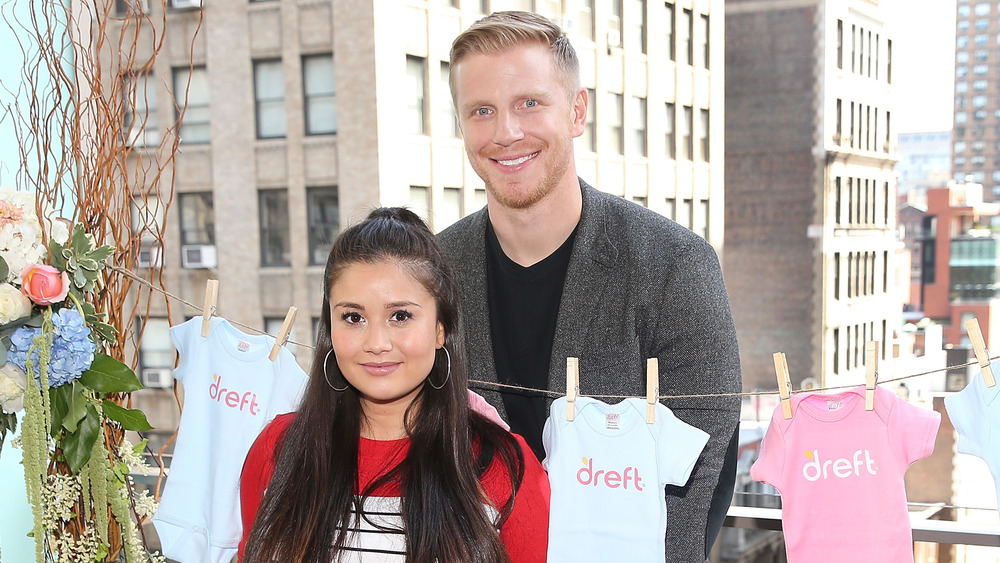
[449,11,581,102]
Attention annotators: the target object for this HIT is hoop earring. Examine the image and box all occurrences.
[322,349,348,392]
[429,347,451,390]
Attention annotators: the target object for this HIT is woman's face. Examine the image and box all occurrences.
[328,260,445,416]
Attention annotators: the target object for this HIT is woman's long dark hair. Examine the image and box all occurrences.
[242,208,525,563]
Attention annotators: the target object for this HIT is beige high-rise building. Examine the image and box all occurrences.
[115,0,725,433]
[724,0,900,392]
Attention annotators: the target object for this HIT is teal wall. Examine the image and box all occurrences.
[0,0,58,560]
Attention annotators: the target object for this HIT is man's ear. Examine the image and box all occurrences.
[571,88,588,137]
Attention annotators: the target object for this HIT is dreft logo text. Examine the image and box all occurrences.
[576,457,644,490]
[209,374,260,415]
[801,449,877,482]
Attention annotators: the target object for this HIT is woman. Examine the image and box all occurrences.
[239,208,549,562]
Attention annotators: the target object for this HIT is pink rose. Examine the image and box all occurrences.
[21,264,70,306]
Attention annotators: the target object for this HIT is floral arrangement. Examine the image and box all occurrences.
[0,187,163,563]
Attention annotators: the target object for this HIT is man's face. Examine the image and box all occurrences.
[452,43,586,210]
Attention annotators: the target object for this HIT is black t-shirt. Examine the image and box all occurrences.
[485,220,577,461]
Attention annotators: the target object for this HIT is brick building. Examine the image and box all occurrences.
[724,0,899,391]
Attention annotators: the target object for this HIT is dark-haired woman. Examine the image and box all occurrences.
[238,208,549,562]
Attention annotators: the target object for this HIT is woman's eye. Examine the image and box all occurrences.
[390,310,413,323]
[341,312,363,324]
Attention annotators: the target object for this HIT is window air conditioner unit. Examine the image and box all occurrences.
[141,367,174,389]
[137,243,163,269]
[181,244,218,269]
[171,0,202,9]
[607,27,622,49]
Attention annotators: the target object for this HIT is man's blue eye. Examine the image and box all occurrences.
[525,99,538,107]
[476,107,490,116]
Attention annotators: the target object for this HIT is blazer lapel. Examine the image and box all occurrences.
[547,180,619,395]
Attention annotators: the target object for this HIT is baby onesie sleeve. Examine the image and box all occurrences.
[945,373,989,460]
[264,348,309,420]
[655,403,710,486]
[167,317,201,383]
[750,406,787,491]
[887,391,941,467]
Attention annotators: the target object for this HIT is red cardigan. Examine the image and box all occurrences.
[238,413,549,561]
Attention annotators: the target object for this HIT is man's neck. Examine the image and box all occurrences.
[488,178,583,267]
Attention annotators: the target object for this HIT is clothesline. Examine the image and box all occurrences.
[109,264,996,401]
[733,491,1000,514]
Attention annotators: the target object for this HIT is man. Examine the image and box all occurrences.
[440,11,741,562]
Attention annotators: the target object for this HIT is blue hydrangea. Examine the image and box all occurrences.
[8,308,96,388]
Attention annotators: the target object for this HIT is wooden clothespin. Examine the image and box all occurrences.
[566,357,580,421]
[269,307,298,361]
[646,358,658,423]
[200,279,219,337]
[965,317,997,387]
[865,341,879,410]
[773,352,792,419]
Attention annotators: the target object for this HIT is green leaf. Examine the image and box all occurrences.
[61,382,89,433]
[88,321,117,343]
[0,255,8,281]
[79,258,99,271]
[63,403,101,474]
[70,223,89,250]
[87,245,115,263]
[102,400,153,431]
[79,354,144,393]
[48,240,66,271]
[72,268,87,289]
[48,383,72,437]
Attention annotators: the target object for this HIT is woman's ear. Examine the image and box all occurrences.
[436,321,446,348]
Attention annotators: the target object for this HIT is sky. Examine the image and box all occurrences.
[892,0,957,133]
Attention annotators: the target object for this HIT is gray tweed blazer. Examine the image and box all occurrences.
[440,179,742,562]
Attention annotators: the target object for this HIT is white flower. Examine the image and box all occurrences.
[0,361,27,413]
[0,282,31,324]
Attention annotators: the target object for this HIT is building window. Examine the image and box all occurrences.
[437,61,457,137]
[679,8,693,66]
[629,96,647,156]
[680,105,693,160]
[409,186,430,222]
[259,189,291,267]
[307,187,339,266]
[254,59,286,139]
[611,0,624,48]
[265,317,297,357]
[303,54,337,135]
[676,198,691,229]
[580,88,596,152]
[665,102,675,159]
[665,2,675,61]
[137,317,174,373]
[173,66,210,144]
[626,0,646,54]
[406,55,427,135]
[604,93,624,155]
[578,0,595,41]
[834,252,841,300]
[439,187,463,231]
[179,192,215,245]
[693,199,708,239]
[116,0,149,17]
[123,71,159,146]
[887,39,892,83]
[698,108,710,161]
[837,19,843,69]
[699,13,709,69]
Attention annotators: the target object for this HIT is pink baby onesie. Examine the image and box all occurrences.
[751,385,940,562]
